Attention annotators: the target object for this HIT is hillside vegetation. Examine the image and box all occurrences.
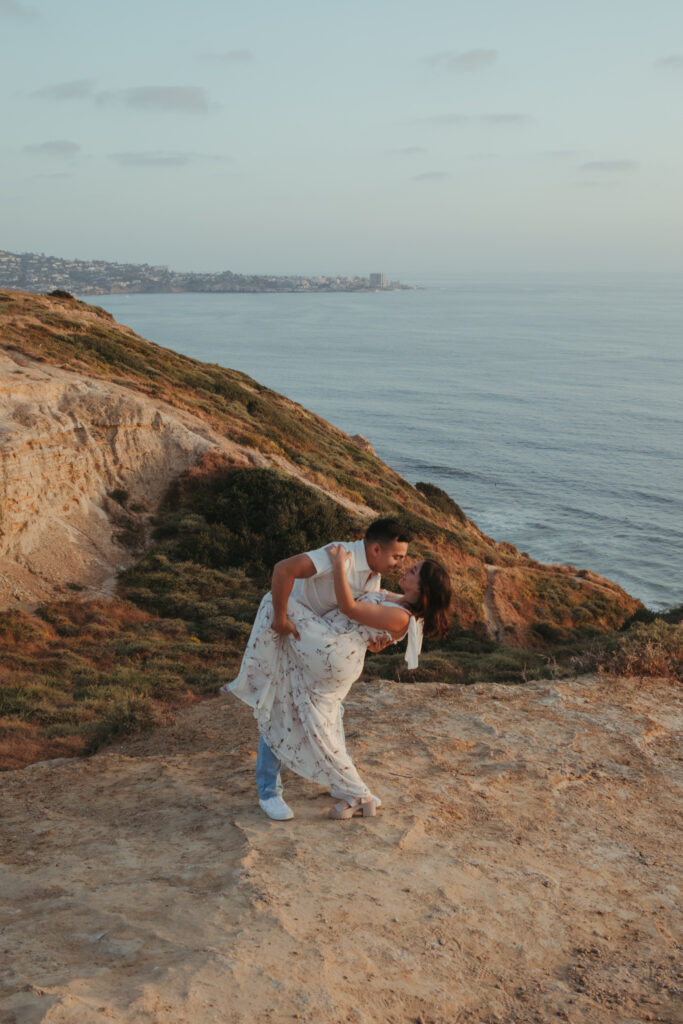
[0,289,652,769]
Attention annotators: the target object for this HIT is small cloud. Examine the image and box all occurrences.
[655,54,683,69]
[387,146,427,156]
[199,49,253,63]
[109,150,225,167]
[111,151,191,167]
[23,139,80,157]
[417,112,532,126]
[542,149,581,159]
[413,171,450,182]
[29,171,72,179]
[0,0,38,17]
[33,78,96,100]
[421,49,497,72]
[479,113,533,125]
[420,114,469,125]
[97,86,212,113]
[579,160,638,172]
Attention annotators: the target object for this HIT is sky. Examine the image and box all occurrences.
[2,0,682,277]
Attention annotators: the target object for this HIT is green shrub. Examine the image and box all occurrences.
[161,467,360,578]
[621,603,683,629]
[415,481,467,523]
[532,621,566,644]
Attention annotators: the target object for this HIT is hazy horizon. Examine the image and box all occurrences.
[2,0,682,277]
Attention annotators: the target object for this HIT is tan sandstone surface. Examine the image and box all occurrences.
[0,345,260,608]
[1,674,680,1024]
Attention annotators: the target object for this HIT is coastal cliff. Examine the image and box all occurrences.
[0,291,679,1023]
[0,290,637,631]
[0,288,647,770]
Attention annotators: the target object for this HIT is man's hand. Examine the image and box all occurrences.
[272,616,301,641]
[367,636,392,653]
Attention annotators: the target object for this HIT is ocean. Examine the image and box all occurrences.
[93,274,683,611]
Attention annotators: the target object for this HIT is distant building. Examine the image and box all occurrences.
[0,248,409,295]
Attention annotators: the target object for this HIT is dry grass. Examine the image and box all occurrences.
[0,598,243,769]
[598,620,683,683]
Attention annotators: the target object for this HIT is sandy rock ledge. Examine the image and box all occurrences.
[1,674,680,1024]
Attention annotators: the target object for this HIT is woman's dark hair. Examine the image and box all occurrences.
[412,560,452,639]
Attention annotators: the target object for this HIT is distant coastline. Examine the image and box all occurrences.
[0,249,414,296]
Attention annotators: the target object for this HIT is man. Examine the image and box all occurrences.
[240,517,411,820]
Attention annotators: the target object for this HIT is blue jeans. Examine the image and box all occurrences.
[256,735,283,800]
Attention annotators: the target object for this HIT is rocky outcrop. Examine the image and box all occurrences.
[0,347,255,607]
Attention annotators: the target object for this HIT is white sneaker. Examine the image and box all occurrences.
[259,796,294,821]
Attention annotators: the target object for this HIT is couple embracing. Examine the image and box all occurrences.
[222,518,451,821]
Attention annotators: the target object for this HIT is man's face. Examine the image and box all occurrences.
[366,540,409,575]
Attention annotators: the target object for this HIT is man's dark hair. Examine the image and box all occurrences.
[364,517,413,545]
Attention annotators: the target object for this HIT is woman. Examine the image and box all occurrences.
[227,547,452,820]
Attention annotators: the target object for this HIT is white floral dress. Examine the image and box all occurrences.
[228,591,417,802]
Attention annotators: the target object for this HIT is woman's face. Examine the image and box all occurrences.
[400,560,424,600]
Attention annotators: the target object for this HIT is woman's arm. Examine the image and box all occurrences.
[327,546,410,637]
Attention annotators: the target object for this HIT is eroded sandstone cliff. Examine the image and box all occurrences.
[0,347,256,606]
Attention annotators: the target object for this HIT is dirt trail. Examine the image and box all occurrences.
[1,675,681,1024]
[483,566,508,644]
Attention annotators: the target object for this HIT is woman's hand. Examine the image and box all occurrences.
[326,544,351,568]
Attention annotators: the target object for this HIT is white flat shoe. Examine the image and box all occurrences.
[259,796,294,820]
[330,794,381,807]
[328,797,376,820]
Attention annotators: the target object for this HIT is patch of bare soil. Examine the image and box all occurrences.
[1,675,680,1023]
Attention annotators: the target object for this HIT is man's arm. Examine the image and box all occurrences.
[270,553,317,639]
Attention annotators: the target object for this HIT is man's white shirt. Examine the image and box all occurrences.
[290,539,380,616]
